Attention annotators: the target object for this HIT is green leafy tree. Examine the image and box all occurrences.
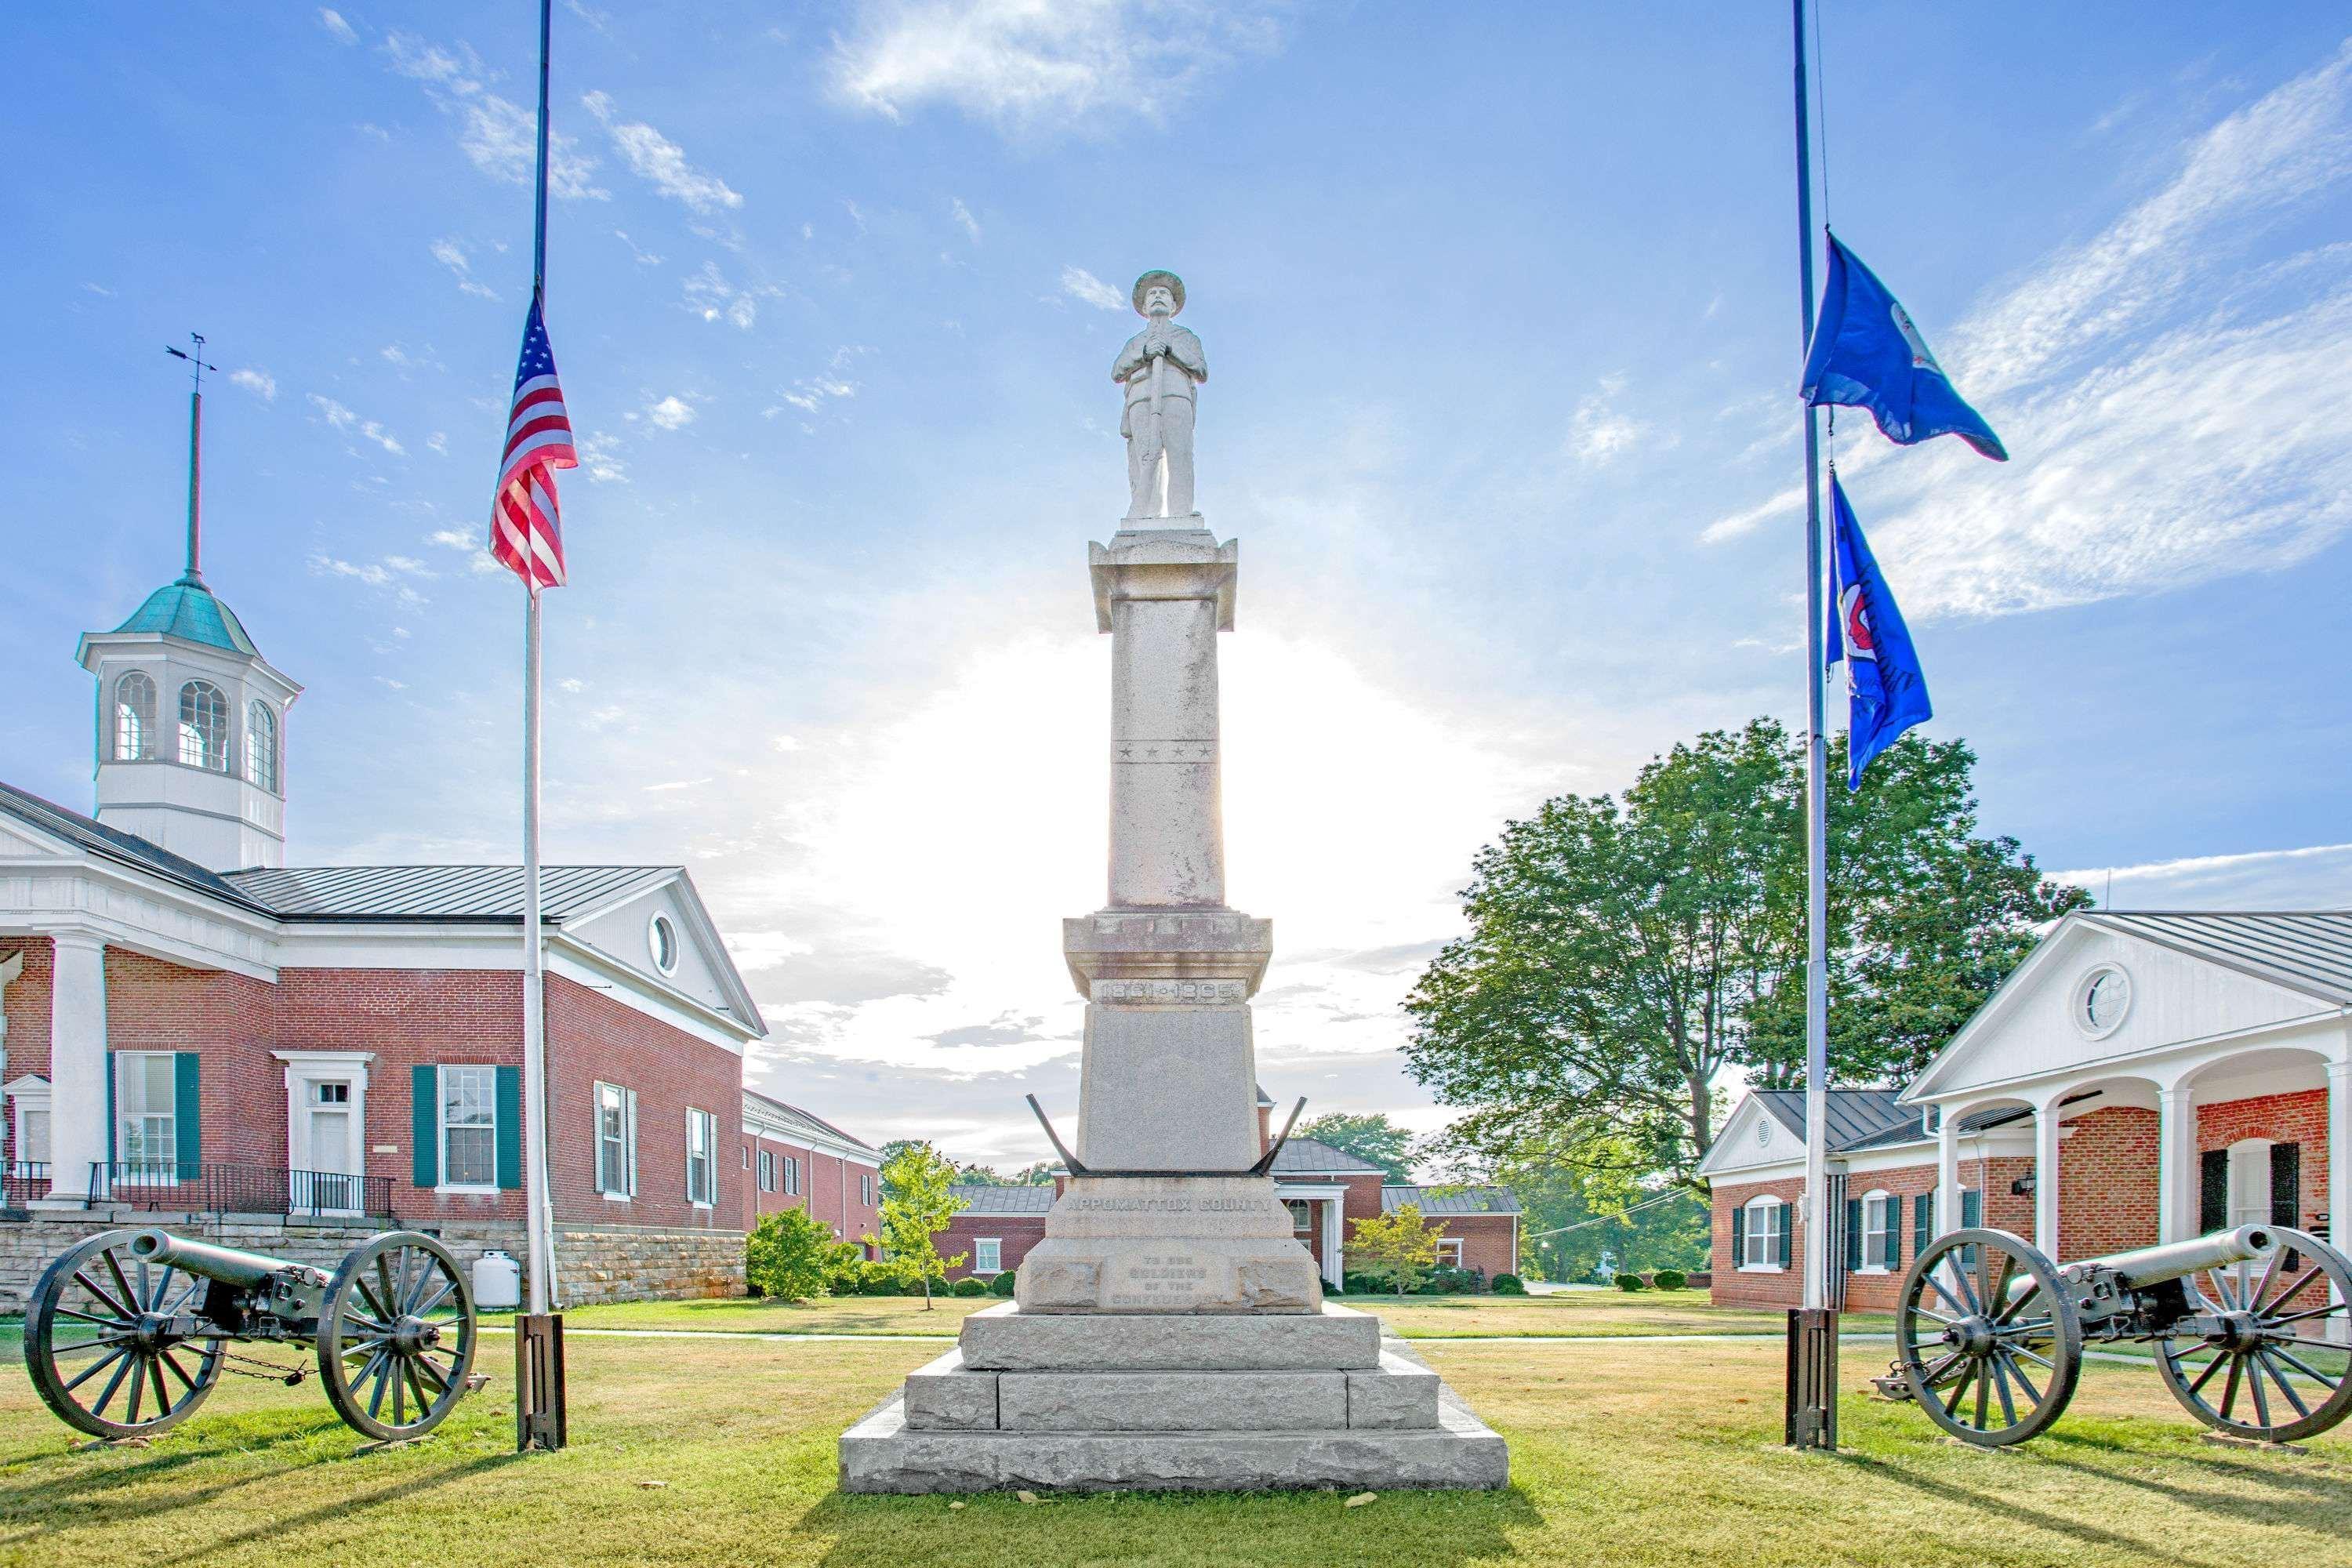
[870,1142,967,1309]
[1297,1112,1417,1182]
[1404,720,2085,1189]
[745,1207,840,1301]
[1345,1203,1443,1297]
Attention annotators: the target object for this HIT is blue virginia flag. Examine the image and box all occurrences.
[1825,477,1931,789]
[1802,234,2007,462]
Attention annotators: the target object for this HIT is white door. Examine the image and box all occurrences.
[305,1080,360,1214]
[2227,1140,2272,1229]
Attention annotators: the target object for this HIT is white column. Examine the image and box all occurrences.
[38,933,107,1207]
[1322,1195,1344,1288]
[2327,1056,2351,1251]
[2158,1083,2197,1243]
[1936,1107,1961,1238]
[2034,1096,2064,1260]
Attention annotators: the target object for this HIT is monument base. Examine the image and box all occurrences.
[1015,1176,1322,1314]
[840,1305,1507,1493]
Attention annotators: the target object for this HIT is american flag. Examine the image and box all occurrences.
[489,293,575,590]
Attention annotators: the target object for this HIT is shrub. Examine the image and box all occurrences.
[746,1207,839,1301]
[1651,1269,1687,1292]
[1490,1272,1526,1295]
[1615,1271,1647,1291]
[1414,1265,1484,1295]
[1341,1272,1381,1295]
[989,1269,1018,1297]
[949,1276,990,1298]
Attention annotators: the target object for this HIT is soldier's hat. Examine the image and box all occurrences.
[1131,270,1185,316]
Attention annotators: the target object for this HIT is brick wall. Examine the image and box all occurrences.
[740,1134,880,1248]
[1435,1214,1518,1279]
[2057,1107,2160,1261]
[1839,1163,1940,1313]
[2,938,53,1080]
[2198,1089,2329,1229]
[1711,1175,1808,1308]
[545,975,742,1232]
[939,1215,1048,1279]
[1710,1158,2019,1311]
[107,949,289,1171]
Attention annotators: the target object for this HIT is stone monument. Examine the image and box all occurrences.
[840,273,1508,1493]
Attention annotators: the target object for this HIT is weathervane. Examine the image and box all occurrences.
[163,332,218,584]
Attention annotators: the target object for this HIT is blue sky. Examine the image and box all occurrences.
[5,3,2350,1170]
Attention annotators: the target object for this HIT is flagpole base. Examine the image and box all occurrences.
[516,1312,568,1452]
[1783,1308,1838,1450]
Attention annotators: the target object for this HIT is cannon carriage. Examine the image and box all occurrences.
[22,1227,478,1443]
[1891,1222,2352,1446]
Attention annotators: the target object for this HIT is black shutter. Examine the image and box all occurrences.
[1844,1197,1863,1272]
[1730,1203,1745,1268]
[2200,1149,2228,1234]
[1777,1203,1792,1268]
[1886,1196,1904,1269]
[1961,1189,1981,1229]
[2271,1142,2302,1229]
[1912,1192,1933,1258]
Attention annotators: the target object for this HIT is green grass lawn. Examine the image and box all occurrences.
[0,1323,2340,1566]
[555,1288,1897,1340]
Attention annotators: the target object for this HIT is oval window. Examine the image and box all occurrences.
[2080,967,2130,1036]
[648,913,679,975]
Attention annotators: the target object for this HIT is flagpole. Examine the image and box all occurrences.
[520,0,557,1323]
[1788,0,1838,1450]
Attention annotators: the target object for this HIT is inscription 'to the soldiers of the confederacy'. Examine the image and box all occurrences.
[1116,270,1207,521]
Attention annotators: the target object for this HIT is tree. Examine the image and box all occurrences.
[1403,720,2085,1189]
[870,1141,967,1309]
[745,1207,840,1301]
[1345,1203,1441,1296]
[1297,1112,1417,1182]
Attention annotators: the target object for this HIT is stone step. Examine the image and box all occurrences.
[841,1385,1509,1494]
[1349,1351,1440,1431]
[903,1346,1443,1435]
[957,1300,1382,1372]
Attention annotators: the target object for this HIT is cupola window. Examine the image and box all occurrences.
[177,681,230,771]
[245,700,278,792]
[114,672,156,760]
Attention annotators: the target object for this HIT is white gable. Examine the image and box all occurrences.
[1910,918,2333,1102]
[1697,1095,1801,1178]
[561,873,764,1038]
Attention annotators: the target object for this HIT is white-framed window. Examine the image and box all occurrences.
[440,1065,497,1190]
[1742,1197,1786,1270]
[648,913,680,975]
[860,1171,875,1206]
[786,1155,800,1196]
[757,1148,775,1192]
[686,1107,716,1206]
[114,672,156,760]
[1434,1237,1465,1267]
[117,1052,178,1180]
[177,681,230,771]
[2075,964,2132,1039]
[245,699,278,792]
[975,1237,1003,1275]
[1286,1199,1313,1230]
[595,1081,637,1198]
[1860,1190,1894,1272]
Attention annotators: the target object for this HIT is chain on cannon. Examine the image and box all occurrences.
[21,1227,479,1443]
[1886,1222,2352,1446]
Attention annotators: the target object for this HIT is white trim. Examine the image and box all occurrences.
[1857,1189,1894,1274]
[973,1236,1004,1275]
[647,911,681,977]
[437,1063,499,1192]
[2074,964,2133,1040]
[1740,1195,1787,1272]
[274,1050,372,1214]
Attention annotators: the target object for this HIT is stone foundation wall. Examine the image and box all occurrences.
[0,1210,743,1312]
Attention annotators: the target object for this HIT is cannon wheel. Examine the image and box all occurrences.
[316,1231,477,1442]
[2155,1225,2352,1444]
[1898,1227,2081,1446]
[23,1227,225,1439]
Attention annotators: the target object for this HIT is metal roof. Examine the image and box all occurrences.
[1753,1087,1919,1154]
[2082,911,2352,1004]
[221,864,668,921]
[947,1183,1056,1216]
[0,781,270,911]
[1269,1136,1385,1176]
[1381,1184,1519,1216]
[743,1088,878,1155]
[112,578,261,656]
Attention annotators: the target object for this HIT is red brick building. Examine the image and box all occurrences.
[1703,912,2350,1313]
[0,554,873,1307]
[935,1087,1520,1288]
[740,1088,881,1247]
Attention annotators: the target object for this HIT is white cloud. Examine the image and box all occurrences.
[228,368,276,401]
[2054,842,2352,910]
[646,394,697,430]
[828,0,1284,134]
[307,394,405,455]
[309,551,431,604]
[1059,265,1125,310]
[318,8,357,45]
[681,261,760,328]
[579,430,628,483]
[430,238,499,299]
[382,32,606,200]
[950,196,982,242]
[581,90,742,213]
[614,230,663,267]
[1566,376,1650,466]
[426,431,448,455]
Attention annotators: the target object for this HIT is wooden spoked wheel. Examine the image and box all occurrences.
[23,1228,224,1439]
[2155,1226,2352,1444]
[315,1231,477,1441]
[1898,1227,2081,1446]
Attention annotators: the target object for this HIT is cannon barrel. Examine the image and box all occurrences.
[2065,1225,2272,1290]
[128,1229,297,1290]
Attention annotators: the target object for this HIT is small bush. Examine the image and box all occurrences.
[1651,1269,1687,1292]
[746,1208,838,1302]
[989,1269,1018,1297]
[1490,1273,1526,1295]
[949,1276,990,1297]
[1615,1272,1647,1292]
[1341,1272,1381,1295]
[1415,1265,1485,1295]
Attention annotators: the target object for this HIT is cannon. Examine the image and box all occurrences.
[22,1227,477,1443]
[1892,1223,2352,1446]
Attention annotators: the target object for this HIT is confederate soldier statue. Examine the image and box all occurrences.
[1114,270,1207,520]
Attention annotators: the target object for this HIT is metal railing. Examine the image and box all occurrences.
[3,1161,49,1207]
[85,1161,394,1221]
